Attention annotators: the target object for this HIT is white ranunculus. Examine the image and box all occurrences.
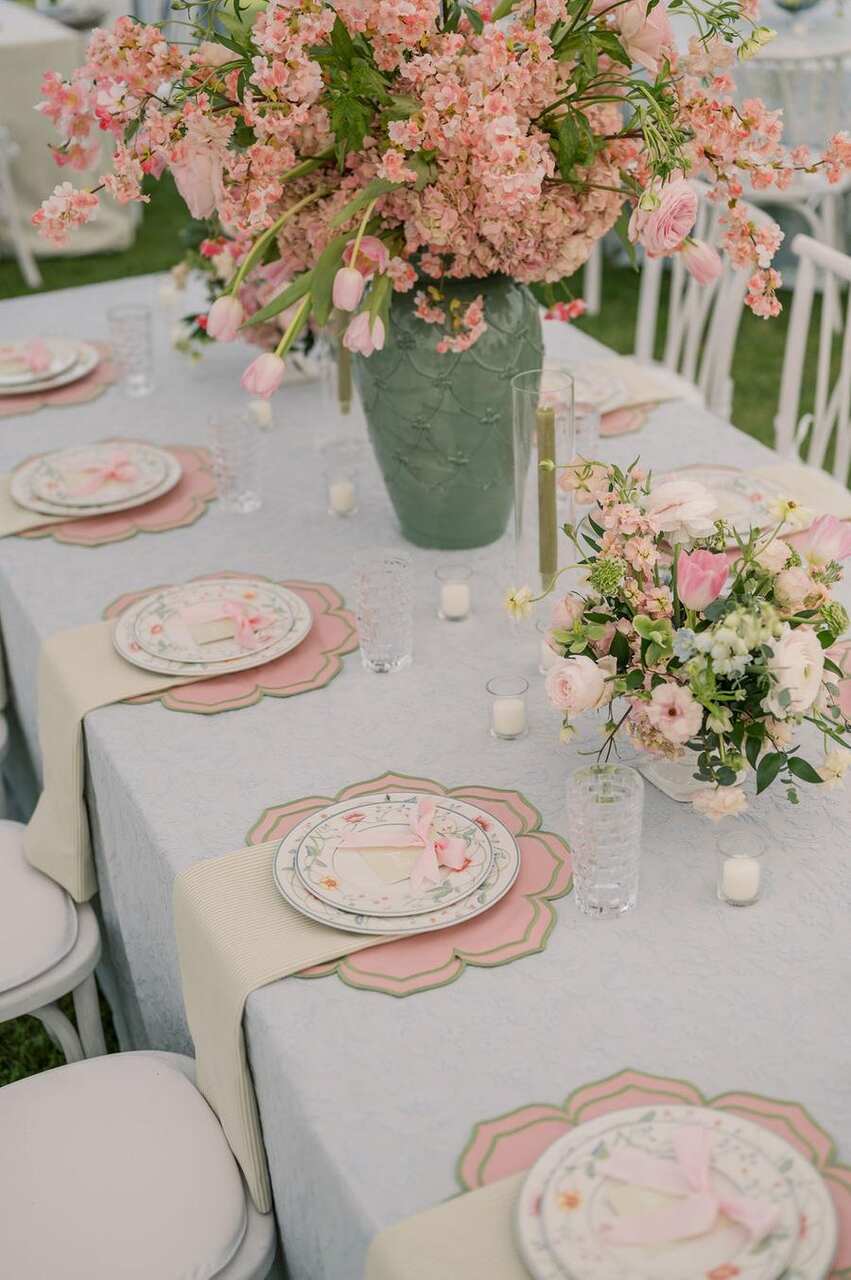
[763,625,824,719]
[644,479,717,539]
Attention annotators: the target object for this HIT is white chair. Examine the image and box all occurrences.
[582,242,602,316]
[774,233,851,484]
[0,819,105,1062]
[0,1050,278,1279]
[0,126,42,290]
[634,181,777,419]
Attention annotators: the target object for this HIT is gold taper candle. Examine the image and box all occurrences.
[337,344,352,415]
[537,403,557,590]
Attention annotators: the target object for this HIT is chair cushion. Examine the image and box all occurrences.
[0,1053,248,1279]
[0,819,77,992]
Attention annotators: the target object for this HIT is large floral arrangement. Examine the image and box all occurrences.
[512,461,851,819]
[32,0,851,395]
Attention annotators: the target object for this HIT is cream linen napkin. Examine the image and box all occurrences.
[366,1174,527,1279]
[584,358,686,411]
[173,845,392,1211]
[752,460,851,520]
[0,474,68,536]
[24,620,196,901]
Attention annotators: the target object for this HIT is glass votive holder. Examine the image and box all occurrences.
[321,438,362,517]
[487,676,529,740]
[536,620,560,674]
[716,824,766,906]
[436,564,472,621]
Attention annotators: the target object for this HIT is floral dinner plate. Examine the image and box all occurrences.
[131,577,297,665]
[11,444,181,518]
[29,442,170,508]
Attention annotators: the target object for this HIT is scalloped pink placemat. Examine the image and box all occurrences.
[599,406,649,437]
[103,571,357,714]
[0,342,118,418]
[18,443,216,547]
[456,1066,851,1276]
[246,770,572,997]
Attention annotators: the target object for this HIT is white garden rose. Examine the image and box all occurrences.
[763,625,825,719]
[644,479,717,539]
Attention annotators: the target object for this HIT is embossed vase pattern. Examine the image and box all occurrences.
[354,276,543,549]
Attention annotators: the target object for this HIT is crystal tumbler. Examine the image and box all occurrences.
[107,304,154,398]
[209,412,263,514]
[354,551,413,673]
[566,764,643,917]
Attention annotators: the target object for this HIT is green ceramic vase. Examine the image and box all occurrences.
[354,275,543,550]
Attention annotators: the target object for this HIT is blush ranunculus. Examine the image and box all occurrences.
[677,548,728,610]
[763,625,825,718]
[240,351,285,398]
[206,294,244,342]
[332,266,366,312]
[545,654,607,715]
[794,514,851,567]
[629,177,697,257]
[644,478,717,539]
[681,238,723,285]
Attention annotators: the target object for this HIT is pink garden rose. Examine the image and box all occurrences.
[644,478,717,538]
[551,595,584,630]
[677,548,728,610]
[206,295,244,342]
[545,655,608,715]
[343,313,385,356]
[646,682,703,745]
[615,0,674,75]
[681,239,723,285]
[240,351,285,397]
[795,514,851,567]
[332,266,365,312]
[629,178,697,257]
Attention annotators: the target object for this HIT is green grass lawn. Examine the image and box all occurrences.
[0,182,835,1087]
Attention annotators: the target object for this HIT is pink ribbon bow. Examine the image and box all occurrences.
[179,599,274,651]
[70,450,139,496]
[0,339,51,374]
[601,1127,780,1247]
[337,796,469,892]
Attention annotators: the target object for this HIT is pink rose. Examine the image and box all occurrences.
[343,313,385,356]
[794,514,851,567]
[171,145,222,220]
[332,266,365,312]
[616,0,674,76]
[545,655,607,715]
[240,352,285,398]
[646,682,703,746]
[551,595,584,630]
[629,178,697,257]
[681,239,723,285]
[206,295,244,342]
[677,548,728,610]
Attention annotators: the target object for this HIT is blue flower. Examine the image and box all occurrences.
[673,627,696,661]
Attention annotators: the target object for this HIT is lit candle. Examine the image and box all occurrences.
[492,696,527,738]
[721,856,761,905]
[329,478,356,515]
[440,581,471,620]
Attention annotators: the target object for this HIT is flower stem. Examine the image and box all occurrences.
[230,187,326,296]
[273,294,311,360]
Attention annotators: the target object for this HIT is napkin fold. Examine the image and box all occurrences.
[337,796,468,891]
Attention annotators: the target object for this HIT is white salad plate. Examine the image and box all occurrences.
[28,442,170,508]
[12,445,181,518]
[0,341,100,396]
[0,338,78,387]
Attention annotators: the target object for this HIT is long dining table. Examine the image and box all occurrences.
[2,273,849,1280]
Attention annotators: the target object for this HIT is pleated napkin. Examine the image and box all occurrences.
[24,621,195,900]
[365,1174,527,1279]
[173,844,393,1211]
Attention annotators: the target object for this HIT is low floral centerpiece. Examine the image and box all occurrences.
[509,461,851,818]
[31,0,851,546]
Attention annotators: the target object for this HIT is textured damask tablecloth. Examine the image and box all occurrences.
[0,275,849,1280]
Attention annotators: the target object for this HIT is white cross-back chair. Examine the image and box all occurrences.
[0,127,42,290]
[0,1051,278,1279]
[774,234,851,486]
[0,819,105,1063]
[634,181,777,419]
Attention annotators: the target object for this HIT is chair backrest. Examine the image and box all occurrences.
[634,181,776,420]
[774,233,851,483]
[735,53,849,151]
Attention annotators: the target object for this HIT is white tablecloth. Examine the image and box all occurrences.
[1,275,849,1280]
[0,0,135,260]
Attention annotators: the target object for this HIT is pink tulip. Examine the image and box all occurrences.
[240,351,285,398]
[794,514,851,567]
[332,266,366,312]
[206,295,244,342]
[629,178,697,257]
[344,235,390,278]
[615,0,674,75]
[343,313,385,356]
[681,239,723,285]
[677,548,728,611]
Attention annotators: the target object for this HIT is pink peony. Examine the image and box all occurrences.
[332,266,366,312]
[545,655,607,715]
[681,239,723,285]
[343,313,385,356]
[794,514,851,567]
[677,548,728,611]
[241,351,285,398]
[206,295,244,342]
[646,682,703,745]
[629,178,697,257]
[615,0,674,75]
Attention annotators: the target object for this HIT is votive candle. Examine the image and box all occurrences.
[716,825,766,906]
[487,676,529,740]
[436,564,472,621]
